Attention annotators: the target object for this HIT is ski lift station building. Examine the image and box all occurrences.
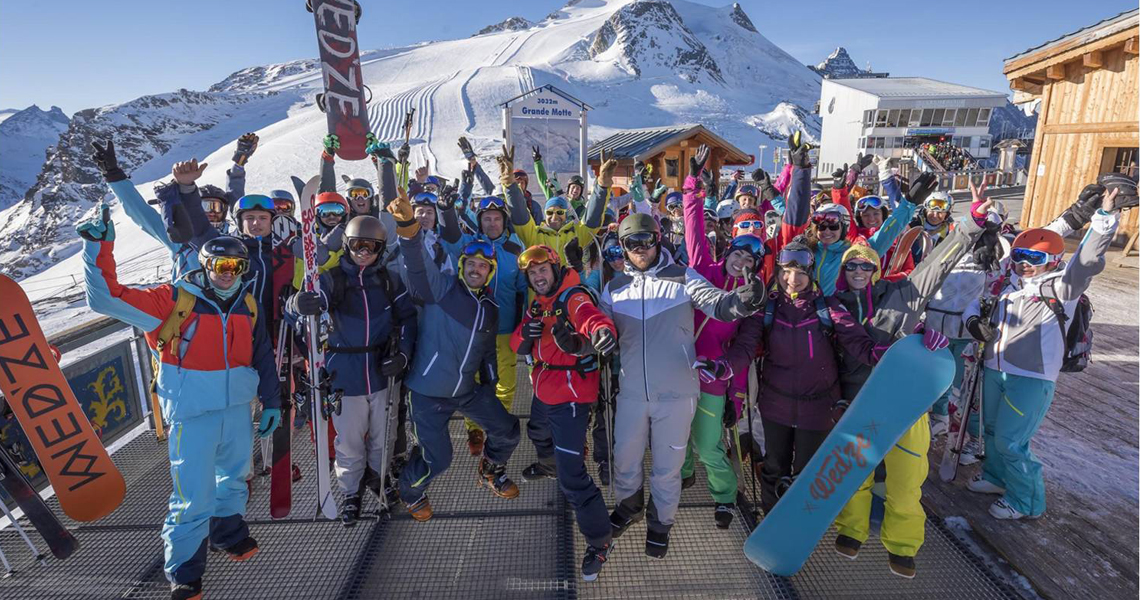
[586,124,752,193]
[816,77,1007,176]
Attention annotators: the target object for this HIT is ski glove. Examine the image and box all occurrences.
[722,394,741,428]
[904,172,938,205]
[1060,184,1106,230]
[232,133,258,166]
[733,271,766,312]
[788,132,813,169]
[388,189,420,238]
[830,399,850,426]
[91,140,126,183]
[257,408,281,439]
[532,145,542,162]
[520,319,544,341]
[76,206,115,242]
[591,327,617,356]
[1099,171,1138,209]
[563,237,584,272]
[322,134,340,153]
[695,357,733,384]
[367,140,395,162]
[397,143,410,165]
[551,321,586,355]
[293,291,326,316]
[598,150,617,189]
[380,352,408,377]
[913,322,950,352]
[457,137,476,161]
[965,316,999,344]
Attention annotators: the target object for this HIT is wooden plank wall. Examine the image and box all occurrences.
[1023,44,1139,237]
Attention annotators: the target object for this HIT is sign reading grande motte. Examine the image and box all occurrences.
[502,86,592,194]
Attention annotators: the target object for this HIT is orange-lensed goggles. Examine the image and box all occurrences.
[203,256,249,277]
[517,245,559,270]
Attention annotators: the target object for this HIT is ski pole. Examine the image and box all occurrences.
[377,331,401,513]
[0,499,45,567]
[600,357,615,504]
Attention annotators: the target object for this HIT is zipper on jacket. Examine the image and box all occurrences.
[807,330,814,359]
[359,267,372,395]
[454,301,482,396]
[640,275,649,402]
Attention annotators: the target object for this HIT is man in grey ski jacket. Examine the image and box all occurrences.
[600,212,764,559]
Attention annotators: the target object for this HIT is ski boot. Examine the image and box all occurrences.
[340,494,362,528]
[478,458,519,499]
[170,579,203,600]
[404,495,433,522]
[888,553,916,578]
[714,503,735,529]
[645,529,670,559]
[988,498,1039,521]
[581,542,614,582]
[966,474,1005,495]
[220,536,259,562]
[467,429,485,456]
[681,473,696,490]
[521,461,556,482]
[834,534,862,559]
[609,507,643,539]
[958,437,981,466]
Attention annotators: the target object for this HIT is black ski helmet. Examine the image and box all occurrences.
[345,178,374,196]
[617,213,660,239]
[566,174,585,195]
[199,184,226,201]
[198,236,249,278]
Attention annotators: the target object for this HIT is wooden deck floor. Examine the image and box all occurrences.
[922,237,1139,600]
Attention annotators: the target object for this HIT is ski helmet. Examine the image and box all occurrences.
[474,196,508,219]
[776,239,814,273]
[924,191,952,213]
[199,184,226,201]
[342,215,387,260]
[664,191,684,210]
[812,203,851,237]
[567,175,585,189]
[314,192,349,224]
[269,189,294,202]
[726,233,765,264]
[269,189,295,215]
[1011,228,1064,255]
[458,239,497,291]
[517,244,565,293]
[716,198,738,221]
[735,184,759,200]
[854,195,889,226]
[617,212,659,240]
[198,235,249,278]
[423,175,442,191]
[232,194,274,222]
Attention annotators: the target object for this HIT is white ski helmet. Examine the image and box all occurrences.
[715,198,739,221]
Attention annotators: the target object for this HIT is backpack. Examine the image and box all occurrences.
[762,294,834,336]
[526,284,601,375]
[155,287,258,354]
[1040,279,1094,373]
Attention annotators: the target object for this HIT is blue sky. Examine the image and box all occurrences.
[1,0,1134,114]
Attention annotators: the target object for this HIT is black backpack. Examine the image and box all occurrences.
[1040,278,1094,373]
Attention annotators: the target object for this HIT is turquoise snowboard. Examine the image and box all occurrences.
[743,334,954,576]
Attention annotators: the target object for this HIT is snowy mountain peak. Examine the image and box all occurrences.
[589,0,724,84]
[209,59,318,93]
[728,2,757,33]
[808,47,888,79]
[473,16,533,37]
[0,105,70,211]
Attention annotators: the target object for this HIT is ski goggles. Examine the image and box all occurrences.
[728,235,765,259]
[620,232,658,251]
[347,187,372,199]
[665,193,684,209]
[735,220,764,231]
[517,245,560,270]
[235,194,274,214]
[203,198,226,215]
[461,239,496,263]
[412,192,438,206]
[315,203,347,219]
[777,248,814,270]
[811,215,842,232]
[476,196,507,212]
[602,244,624,263]
[856,196,887,211]
[1010,247,1057,266]
[203,256,249,277]
[545,208,567,218]
[346,238,384,255]
[273,198,295,214]
[924,197,951,212]
[843,260,877,272]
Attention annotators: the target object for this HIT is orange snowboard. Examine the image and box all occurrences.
[0,275,126,521]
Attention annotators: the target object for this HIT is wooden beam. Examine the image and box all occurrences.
[1046,63,1067,80]
[1126,36,1139,55]
[1043,121,1140,135]
[1004,27,1137,79]
[1083,50,1104,68]
[1010,78,1043,94]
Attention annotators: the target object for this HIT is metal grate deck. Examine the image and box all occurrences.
[0,364,1025,599]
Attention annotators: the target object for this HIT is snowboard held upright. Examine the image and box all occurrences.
[743,335,954,576]
[308,0,371,161]
[0,275,126,523]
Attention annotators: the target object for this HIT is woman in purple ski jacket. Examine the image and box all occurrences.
[724,240,885,512]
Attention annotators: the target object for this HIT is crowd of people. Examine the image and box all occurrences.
[922,141,974,171]
[73,126,1135,599]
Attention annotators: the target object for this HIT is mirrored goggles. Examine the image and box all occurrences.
[602,244,624,263]
[1010,247,1056,266]
[273,198,295,214]
[462,239,496,262]
[203,198,226,214]
[413,192,438,206]
[348,187,372,199]
[316,203,347,218]
[728,234,765,258]
[347,238,384,255]
[924,198,950,212]
[477,196,506,212]
[235,194,274,213]
[777,248,814,270]
[203,256,249,277]
[735,220,764,230]
[517,245,558,270]
[856,196,886,211]
[620,232,658,251]
[811,212,841,226]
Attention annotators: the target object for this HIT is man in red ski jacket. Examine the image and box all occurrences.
[511,244,618,582]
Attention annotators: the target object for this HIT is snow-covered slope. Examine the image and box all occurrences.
[12,0,823,316]
[0,105,69,210]
[0,108,21,125]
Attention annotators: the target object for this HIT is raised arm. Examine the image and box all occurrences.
[779,133,813,250]
[682,176,714,269]
[1055,195,1120,301]
[77,212,172,332]
[533,146,553,203]
[827,296,886,366]
[389,191,452,304]
[867,172,934,257]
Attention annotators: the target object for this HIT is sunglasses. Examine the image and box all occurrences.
[316,203,347,218]
[816,222,841,232]
[347,238,383,255]
[777,248,814,270]
[517,245,558,270]
[620,232,658,251]
[545,208,567,218]
[844,261,877,272]
[348,188,371,199]
[1010,247,1056,266]
[203,256,248,277]
[602,244,624,263]
[735,220,764,230]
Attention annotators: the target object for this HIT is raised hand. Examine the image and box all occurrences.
[172,159,207,186]
[599,149,617,188]
[91,139,126,182]
[532,145,542,163]
[457,136,476,161]
[496,144,515,177]
[414,165,429,182]
[232,133,259,166]
[76,204,115,242]
[397,142,410,164]
[904,172,938,205]
[690,144,710,177]
[437,180,459,211]
[323,134,340,153]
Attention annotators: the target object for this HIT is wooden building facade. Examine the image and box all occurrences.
[1003,9,1139,240]
[586,125,752,193]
